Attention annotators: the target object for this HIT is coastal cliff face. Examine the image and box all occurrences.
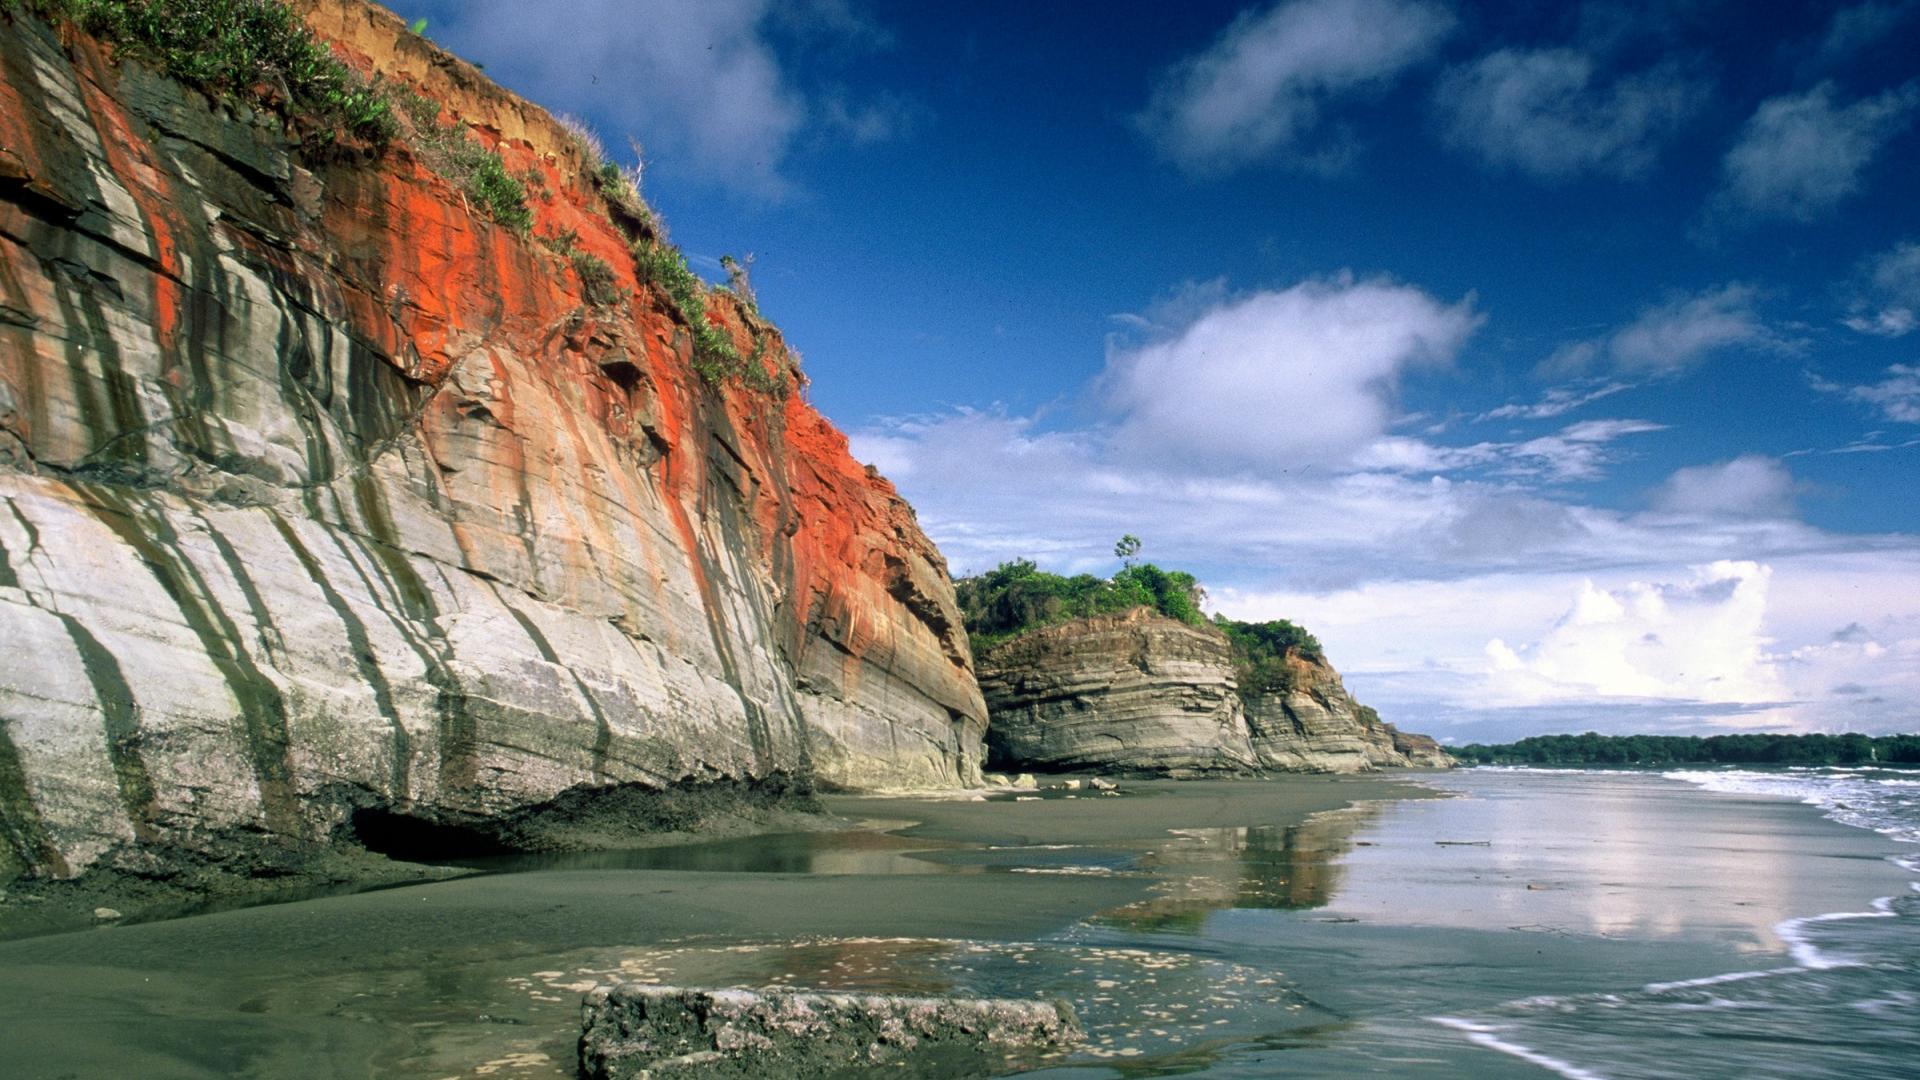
[979,610,1450,775]
[1242,652,1452,772]
[0,1,984,897]
[977,609,1256,774]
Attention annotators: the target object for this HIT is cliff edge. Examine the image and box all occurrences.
[0,0,984,915]
[978,609,1451,775]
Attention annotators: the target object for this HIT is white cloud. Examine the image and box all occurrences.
[1434,49,1702,179]
[1609,284,1772,371]
[1102,275,1481,468]
[1549,284,1771,376]
[1136,0,1453,173]
[1844,240,1920,337]
[422,0,899,198]
[1811,364,1920,423]
[1214,549,1920,739]
[1484,562,1786,706]
[1651,455,1796,518]
[1478,381,1635,421]
[1504,418,1668,480]
[1714,81,1920,223]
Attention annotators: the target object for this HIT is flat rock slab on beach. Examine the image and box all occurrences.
[579,984,1082,1078]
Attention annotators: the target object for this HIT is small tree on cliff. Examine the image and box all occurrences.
[1114,534,1142,566]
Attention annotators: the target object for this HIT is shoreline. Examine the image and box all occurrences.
[0,772,1433,1079]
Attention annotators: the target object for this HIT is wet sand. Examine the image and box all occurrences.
[0,775,1416,1079]
[0,770,1909,1078]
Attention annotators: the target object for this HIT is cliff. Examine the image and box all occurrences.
[1240,651,1452,771]
[0,0,984,908]
[977,609,1256,775]
[978,610,1450,775]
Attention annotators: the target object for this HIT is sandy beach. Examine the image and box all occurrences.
[0,770,1911,1078]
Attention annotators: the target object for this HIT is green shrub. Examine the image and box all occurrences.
[956,558,1207,650]
[1213,616,1322,693]
[394,88,530,232]
[15,0,397,148]
[570,250,618,307]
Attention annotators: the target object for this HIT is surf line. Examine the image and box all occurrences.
[1429,1017,1609,1080]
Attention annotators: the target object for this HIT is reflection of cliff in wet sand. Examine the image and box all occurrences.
[1100,802,1389,930]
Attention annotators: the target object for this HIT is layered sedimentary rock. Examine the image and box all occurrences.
[0,1,984,897]
[979,610,1449,774]
[1241,651,1449,772]
[978,609,1256,774]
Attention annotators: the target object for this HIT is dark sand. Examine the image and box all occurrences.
[0,771,1909,1078]
[0,775,1415,1079]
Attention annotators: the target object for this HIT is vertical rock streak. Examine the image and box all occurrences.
[0,0,985,888]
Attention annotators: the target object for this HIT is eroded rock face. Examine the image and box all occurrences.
[978,610,1256,774]
[1242,652,1448,772]
[579,984,1082,1079]
[979,611,1450,775]
[0,2,984,894]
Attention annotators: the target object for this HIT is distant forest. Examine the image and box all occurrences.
[1447,732,1920,766]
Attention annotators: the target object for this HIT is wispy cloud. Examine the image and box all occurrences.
[1811,364,1920,423]
[1711,81,1920,224]
[1812,1,1919,66]
[421,0,904,199]
[1843,239,1920,337]
[1544,284,1772,376]
[1434,49,1703,180]
[1135,0,1453,174]
[1477,380,1635,421]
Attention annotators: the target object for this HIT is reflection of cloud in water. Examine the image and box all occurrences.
[1327,772,1859,953]
[1096,802,1389,931]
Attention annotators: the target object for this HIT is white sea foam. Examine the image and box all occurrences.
[1431,1017,1611,1080]
[1433,766,1920,1075]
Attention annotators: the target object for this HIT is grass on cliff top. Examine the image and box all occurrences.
[8,0,398,149]
[393,88,533,232]
[956,558,1322,690]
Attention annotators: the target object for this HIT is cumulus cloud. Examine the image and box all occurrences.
[1844,240,1920,337]
[1484,562,1787,705]
[419,0,900,198]
[1215,550,1920,738]
[1136,0,1453,173]
[1651,455,1796,518]
[1547,284,1772,376]
[1434,49,1703,180]
[1102,275,1481,468]
[1811,364,1920,423]
[1713,81,1920,223]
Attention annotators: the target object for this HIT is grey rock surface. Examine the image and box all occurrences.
[579,984,1082,1079]
[0,2,984,909]
[980,610,1452,775]
[978,610,1257,774]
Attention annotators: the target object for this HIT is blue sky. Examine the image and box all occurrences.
[410,0,1920,741]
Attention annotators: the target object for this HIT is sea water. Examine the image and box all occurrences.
[1422,767,1920,1080]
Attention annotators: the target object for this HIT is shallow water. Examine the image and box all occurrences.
[1,770,1913,1078]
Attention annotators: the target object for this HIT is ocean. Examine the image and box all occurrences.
[1424,767,1920,1080]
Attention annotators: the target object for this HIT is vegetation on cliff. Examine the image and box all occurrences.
[6,0,397,147]
[1213,615,1324,693]
[955,559,1207,651]
[1448,732,1920,766]
[956,555,1327,696]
